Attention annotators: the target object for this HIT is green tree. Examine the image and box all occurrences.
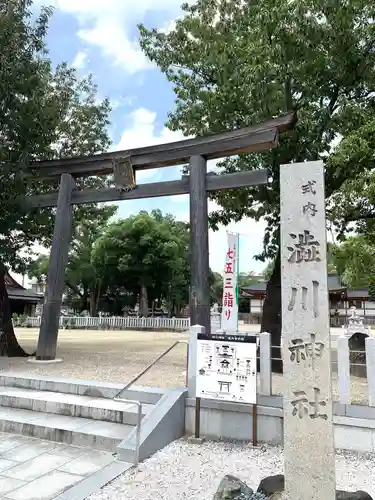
[331,236,375,289]
[151,210,190,316]
[327,242,338,275]
[28,205,117,316]
[139,0,375,370]
[237,272,256,313]
[209,271,223,306]
[262,261,275,281]
[92,211,190,317]
[238,272,256,288]
[369,279,375,303]
[326,116,375,237]
[27,255,49,290]
[0,1,111,356]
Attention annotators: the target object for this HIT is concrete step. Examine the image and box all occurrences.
[0,387,153,424]
[0,406,133,452]
[0,373,164,404]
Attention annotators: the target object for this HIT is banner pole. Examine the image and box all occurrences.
[236,232,240,332]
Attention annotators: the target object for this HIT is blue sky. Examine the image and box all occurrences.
[26,0,266,280]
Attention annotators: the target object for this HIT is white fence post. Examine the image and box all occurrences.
[259,332,272,396]
[210,313,221,335]
[188,324,204,398]
[366,336,375,407]
[337,336,351,405]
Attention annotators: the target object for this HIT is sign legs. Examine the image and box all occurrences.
[36,174,75,360]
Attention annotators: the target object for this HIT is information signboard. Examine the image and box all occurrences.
[195,333,257,404]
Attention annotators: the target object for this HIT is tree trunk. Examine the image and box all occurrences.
[260,250,282,373]
[139,284,148,317]
[95,281,101,316]
[0,264,30,357]
[89,289,97,317]
[170,300,176,316]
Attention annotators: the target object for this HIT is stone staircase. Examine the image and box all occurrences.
[0,373,187,463]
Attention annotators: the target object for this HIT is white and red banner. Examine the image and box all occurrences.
[221,232,239,332]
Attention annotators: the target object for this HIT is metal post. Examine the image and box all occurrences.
[189,155,210,336]
[252,404,258,446]
[36,173,75,360]
[135,402,142,465]
[185,343,189,387]
[366,337,375,407]
[195,397,201,438]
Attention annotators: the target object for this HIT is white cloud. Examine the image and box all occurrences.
[42,0,193,73]
[160,19,177,34]
[109,95,136,109]
[77,22,153,74]
[72,50,88,69]
[116,108,181,149]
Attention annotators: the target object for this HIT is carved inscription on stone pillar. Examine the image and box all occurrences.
[280,161,336,500]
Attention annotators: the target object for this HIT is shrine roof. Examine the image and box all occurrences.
[347,289,369,299]
[7,287,43,302]
[5,272,24,289]
[241,274,363,297]
[5,272,43,303]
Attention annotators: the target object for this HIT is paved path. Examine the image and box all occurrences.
[0,433,131,500]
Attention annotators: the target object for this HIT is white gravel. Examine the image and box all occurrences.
[88,440,375,499]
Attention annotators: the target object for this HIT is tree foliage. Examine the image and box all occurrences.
[331,236,375,289]
[28,206,117,316]
[327,117,375,237]
[30,208,226,317]
[0,0,112,355]
[92,210,191,317]
[1,1,111,272]
[139,0,375,368]
[369,279,375,303]
[209,271,223,306]
[262,261,275,281]
[139,0,375,257]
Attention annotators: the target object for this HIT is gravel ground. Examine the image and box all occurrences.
[271,372,369,405]
[88,440,375,499]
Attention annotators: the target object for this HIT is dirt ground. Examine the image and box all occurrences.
[1,328,189,388]
[0,328,369,404]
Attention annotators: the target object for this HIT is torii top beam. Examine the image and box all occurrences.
[27,113,296,180]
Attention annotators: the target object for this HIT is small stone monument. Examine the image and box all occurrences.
[343,306,370,337]
[344,307,370,378]
[211,302,221,334]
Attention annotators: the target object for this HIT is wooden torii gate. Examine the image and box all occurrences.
[26,113,295,360]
